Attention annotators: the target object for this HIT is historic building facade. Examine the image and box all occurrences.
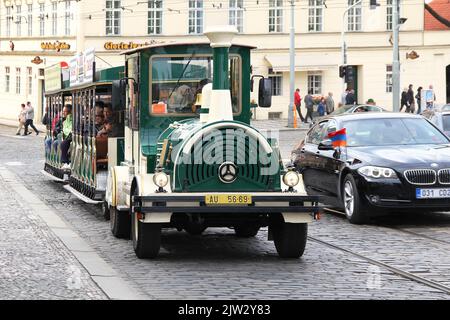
[0,0,449,121]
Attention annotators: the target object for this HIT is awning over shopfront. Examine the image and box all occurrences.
[264,54,338,72]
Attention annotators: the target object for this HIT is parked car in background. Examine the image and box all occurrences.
[291,113,450,224]
[429,111,450,137]
[331,104,387,116]
[441,104,450,112]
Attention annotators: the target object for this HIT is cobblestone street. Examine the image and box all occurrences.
[0,125,449,300]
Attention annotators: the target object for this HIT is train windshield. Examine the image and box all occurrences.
[150,55,241,116]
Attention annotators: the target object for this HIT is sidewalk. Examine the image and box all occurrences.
[251,118,312,132]
[0,118,46,132]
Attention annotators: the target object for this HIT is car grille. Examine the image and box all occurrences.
[404,169,437,185]
[438,169,450,184]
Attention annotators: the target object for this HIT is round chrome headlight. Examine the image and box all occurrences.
[283,171,300,187]
[153,172,169,188]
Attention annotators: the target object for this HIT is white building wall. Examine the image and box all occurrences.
[0,0,449,121]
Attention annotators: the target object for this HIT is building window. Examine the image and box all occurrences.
[16,68,21,95]
[229,0,244,33]
[269,0,283,33]
[348,0,362,31]
[52,2,57,36]
[308,0,323,32]
[65,1,72,36]
[6,7,12,37]
[386,65,393,93]
[386,0,393,31]
[148,0,163,35]
[268,69,283,96]
[27,67,33,95]
[106,0,122,35]
[39,4,45,36]
[5,67,10,93]
[16,5,22,37]
[308,72,322,95]
[189,0,203,34]
[28,4,33,36]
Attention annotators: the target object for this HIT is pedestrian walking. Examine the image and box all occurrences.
[294,88,304,122]
[341,88,349,105]
[304,90,314,124]
[16,104,27,135]
[400,88,408,112]
[406,84,415,113]
[24,101,39,136]
[326,92,335,115]
[426,84,436,110]
[345,89,356,105]
[416,87,423,114]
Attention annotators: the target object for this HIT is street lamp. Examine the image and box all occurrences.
[287,0,296,128]
[392,0,407,112]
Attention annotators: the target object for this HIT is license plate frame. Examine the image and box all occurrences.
[416,188,450,199]
[205,194,253,205]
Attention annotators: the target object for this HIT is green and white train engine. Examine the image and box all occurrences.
[106,27,322,259]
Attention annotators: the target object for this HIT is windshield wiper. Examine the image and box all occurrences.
[167,51,196,102]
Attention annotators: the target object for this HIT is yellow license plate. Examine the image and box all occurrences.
[205,194,252,205]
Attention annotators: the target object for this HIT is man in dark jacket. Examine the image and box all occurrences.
[304,90,314,124]
[345,89,356,105]
[400,88,408,112]
[406,84,415,113]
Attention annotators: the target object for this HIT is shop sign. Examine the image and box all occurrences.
[44,64,62,92]
[104,40,161,51]
[69,48,96,87]
[41,41,71,51]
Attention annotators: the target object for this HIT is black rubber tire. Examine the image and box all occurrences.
[102,201,110,221]
[342,174,368,225]
[110,207,131,239]
[184,224,207,236]
[132,212,161,259]
[272,223,308,258]
[234,225,260,238]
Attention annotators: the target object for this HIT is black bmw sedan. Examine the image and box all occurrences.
[292,113,450,224]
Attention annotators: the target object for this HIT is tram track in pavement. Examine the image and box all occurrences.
[314,208,450,295]
[308,235,450,295]
[324,208,450,247]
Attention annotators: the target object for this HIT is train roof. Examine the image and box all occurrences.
[121,41,256,55]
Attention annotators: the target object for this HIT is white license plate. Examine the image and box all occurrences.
[416,188,450,199]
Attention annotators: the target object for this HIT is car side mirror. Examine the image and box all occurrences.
[318,139,334,151]
[258,78,272,108]
[112,80,126,111]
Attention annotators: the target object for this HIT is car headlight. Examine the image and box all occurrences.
[283,171,300,187]
[153,172,169,188]
[357,166,398,179]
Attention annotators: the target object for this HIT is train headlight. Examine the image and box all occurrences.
[153,172,169,188]
[283,171,300,187]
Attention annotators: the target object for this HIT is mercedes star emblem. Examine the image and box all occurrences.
[218,162,238,184]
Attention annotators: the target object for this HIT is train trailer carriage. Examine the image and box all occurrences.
[42,65,125,211]
[106,26,323,259]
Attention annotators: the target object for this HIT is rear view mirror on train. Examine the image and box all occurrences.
[258,78,272,108]
[112,80,126,111]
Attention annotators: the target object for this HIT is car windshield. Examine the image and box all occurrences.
[443,115,450,135]
[342,118,450,147]
[332,105,355,115]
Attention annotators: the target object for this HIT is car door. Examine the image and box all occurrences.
[315,120,342,196]
[299,120,329,193]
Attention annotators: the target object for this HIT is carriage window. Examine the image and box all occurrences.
[150,55,241,116]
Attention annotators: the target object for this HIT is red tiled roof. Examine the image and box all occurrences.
[424,0,450,30]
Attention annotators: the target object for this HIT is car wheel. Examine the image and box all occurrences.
[342,174,368,224]
[132,212,161,259]
[110,206,131,239]
[234,225,260,238]
[102,201,110,221]
[184,224,207,235]
[272,223,308,258]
